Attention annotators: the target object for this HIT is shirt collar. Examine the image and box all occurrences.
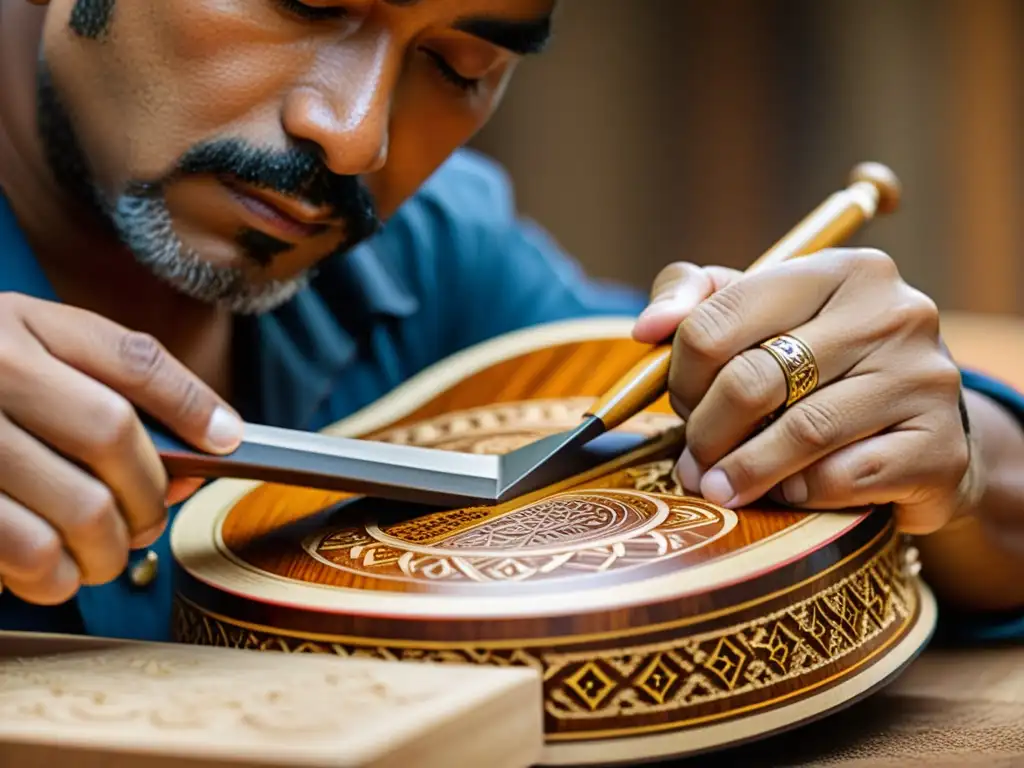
[238,239,420,429]
[0,191,419,429]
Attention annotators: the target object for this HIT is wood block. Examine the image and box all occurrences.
[0,631,544,768]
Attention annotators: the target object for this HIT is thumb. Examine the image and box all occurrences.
[165,477,205,508]
[632,263,744,343]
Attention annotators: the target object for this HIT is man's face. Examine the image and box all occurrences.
[34,0,552,313]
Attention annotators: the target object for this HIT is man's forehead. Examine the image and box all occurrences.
[67,0,556,55]
[387,0,556,13]
[396,0,556,54]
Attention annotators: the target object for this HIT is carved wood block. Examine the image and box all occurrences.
[0,632,544,768]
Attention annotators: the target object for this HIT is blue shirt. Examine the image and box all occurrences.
[0,149,1021,644]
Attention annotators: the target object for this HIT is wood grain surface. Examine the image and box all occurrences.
[688,643,1024,768]
[0,634,543,768]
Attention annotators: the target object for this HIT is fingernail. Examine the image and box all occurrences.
[665,282,702,308]
[781,474,808,505]
[638,286,701,325]
[637,302,675,321]
[165,478,205,508]
[701,469,737,507]
[55,554,82,587]
[674,448,703,491]
[644,286,699,317]
[206,406,244,451]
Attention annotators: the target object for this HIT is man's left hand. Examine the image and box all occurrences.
[632,248,974,535]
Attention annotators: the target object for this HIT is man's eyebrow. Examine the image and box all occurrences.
[452,16,552,55]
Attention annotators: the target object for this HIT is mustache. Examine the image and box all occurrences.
[130,138,382,245]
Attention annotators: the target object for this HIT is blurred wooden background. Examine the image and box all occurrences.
[472,0,1024,314]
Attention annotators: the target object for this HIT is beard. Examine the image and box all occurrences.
[109,190,310,315]
[34,61,381,315]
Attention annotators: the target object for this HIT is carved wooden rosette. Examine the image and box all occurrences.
[170,320,935,765]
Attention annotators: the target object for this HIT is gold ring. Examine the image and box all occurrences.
[759,334,819,408]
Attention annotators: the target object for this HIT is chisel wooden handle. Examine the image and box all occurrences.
[584,162,902,431]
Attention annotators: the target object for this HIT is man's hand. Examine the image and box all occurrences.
[0,293,242,605]
[633,249,973,535]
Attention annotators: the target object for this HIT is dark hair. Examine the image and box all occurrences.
[69,0,117,39]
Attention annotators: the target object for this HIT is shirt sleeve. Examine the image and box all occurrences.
[927,368,1024,643]
[444,215,648,351]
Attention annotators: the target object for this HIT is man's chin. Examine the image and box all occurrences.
[110,188,312,315]
[143,253,310,315]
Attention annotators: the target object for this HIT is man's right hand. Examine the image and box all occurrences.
[0,293,243,605]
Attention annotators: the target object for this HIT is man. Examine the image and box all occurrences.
[0,0,1020,642]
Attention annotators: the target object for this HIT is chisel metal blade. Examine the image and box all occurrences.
[148,417,652,507]
[152,422,502,506]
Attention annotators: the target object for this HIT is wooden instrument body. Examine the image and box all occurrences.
[171,316,935,766]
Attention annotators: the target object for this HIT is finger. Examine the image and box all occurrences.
[668,252,854,416]
[680,310,897,479]
[0,492,82,605]
[21,303,243,454]
[770,424,968,535]
[1,352,169,542]
[683,372,926,508]
[0,416,131,584]
[166,477,205,507]
[633,263,743,343]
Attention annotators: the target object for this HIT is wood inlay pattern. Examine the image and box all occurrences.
[173,530,916,740]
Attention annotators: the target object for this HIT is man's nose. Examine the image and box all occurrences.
[282,41,394,176]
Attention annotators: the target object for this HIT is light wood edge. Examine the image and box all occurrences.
[320,315,640,438]
[539,579,937,766]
